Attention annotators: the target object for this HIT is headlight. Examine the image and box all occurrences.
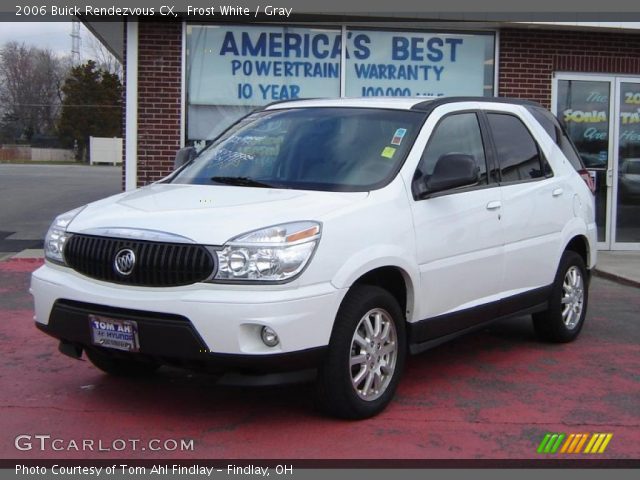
[213,221,321,282]
[44,206,85,264]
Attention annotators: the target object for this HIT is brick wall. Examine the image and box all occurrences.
[138,22,182,185]
[499,28,640,108]
[133,21,182,187]
[122,25,640,186]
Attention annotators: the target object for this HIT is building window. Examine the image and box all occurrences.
[345,29,494,98]
[186,25,341,143]
[186,24,495,146]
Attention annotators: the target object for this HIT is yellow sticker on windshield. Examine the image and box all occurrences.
[381,147,396,159]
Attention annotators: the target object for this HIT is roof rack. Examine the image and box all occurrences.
[411,96,543,112]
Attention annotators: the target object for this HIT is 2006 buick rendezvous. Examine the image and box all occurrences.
[31,97,596,418]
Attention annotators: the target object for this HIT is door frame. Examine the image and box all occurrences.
[552,72,616,250]
[612,77,640,251]
[553,72,640,251]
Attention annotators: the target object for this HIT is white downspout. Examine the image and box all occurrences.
[125,19,138,191]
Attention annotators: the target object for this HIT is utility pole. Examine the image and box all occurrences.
[71,20,81,65]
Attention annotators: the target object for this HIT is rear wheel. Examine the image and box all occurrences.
[533,251,589,343]
[85,348,160,377]
[316,285,406,419]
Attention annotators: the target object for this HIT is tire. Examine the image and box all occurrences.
[533,250,589,343]
[316,285,407,419]
[85,348,160,377]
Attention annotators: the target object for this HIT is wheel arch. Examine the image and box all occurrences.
[347,265,415,323]
[563,234,590,269]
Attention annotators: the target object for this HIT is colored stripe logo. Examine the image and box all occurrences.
[537,433,613,454]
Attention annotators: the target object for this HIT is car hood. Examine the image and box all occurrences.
[67,183,369,245]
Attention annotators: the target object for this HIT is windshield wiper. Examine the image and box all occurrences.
[210,176,275,188]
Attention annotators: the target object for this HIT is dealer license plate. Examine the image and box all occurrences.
[89,315,140,352]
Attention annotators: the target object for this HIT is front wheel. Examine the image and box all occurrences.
[533,251,589,343]
[316,285,406,419]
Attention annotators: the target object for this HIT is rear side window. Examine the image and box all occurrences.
[528,106,558,141]
[558,132,585,171]
[487,113,547,183]
[417,112,488,185]
[529,106,585,172]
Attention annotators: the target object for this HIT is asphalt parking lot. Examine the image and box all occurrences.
[0,164,121,258]
[1,258,638,460]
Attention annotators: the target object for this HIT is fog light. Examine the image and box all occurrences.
[261,326,279,347]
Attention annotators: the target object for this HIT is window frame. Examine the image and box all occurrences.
[412,109,498,201]
[482,110,554,186]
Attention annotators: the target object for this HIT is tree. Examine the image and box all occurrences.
[86,34,122,80]
[0,42,67,143]
[57,60,122,160]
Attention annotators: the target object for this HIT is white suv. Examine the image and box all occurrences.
[31,97,597,418]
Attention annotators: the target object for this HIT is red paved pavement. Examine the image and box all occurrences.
[1,258,639,460]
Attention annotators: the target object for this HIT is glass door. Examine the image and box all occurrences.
[613,79,640,249]
[553,74,615,249]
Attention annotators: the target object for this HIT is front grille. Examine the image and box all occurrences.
[64,234,215,287]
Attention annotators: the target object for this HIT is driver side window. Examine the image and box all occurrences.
[417,112,488,185]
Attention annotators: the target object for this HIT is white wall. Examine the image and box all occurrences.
[31,148,75,162]
[90,137,123,165]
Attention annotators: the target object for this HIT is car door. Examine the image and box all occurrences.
[484,109,571,315]
[408,111,505,342]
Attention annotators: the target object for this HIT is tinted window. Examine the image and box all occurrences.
[171,107,425,192]
[417,113,488,185]
[529,107,558,142]
[558,133,584,171]
[487,113,546,182]
[529,106,583,172]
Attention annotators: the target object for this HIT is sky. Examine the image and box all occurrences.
[0,22,100,60]
[2,20,640,61]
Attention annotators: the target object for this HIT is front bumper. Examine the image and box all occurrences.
[31,263,345,371]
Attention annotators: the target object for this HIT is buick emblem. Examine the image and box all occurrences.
[114,249,136,276]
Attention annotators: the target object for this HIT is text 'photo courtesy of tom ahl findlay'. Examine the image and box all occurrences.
[15,464,294,477]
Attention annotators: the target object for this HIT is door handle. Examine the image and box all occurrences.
[552,188,564,197]
[486,200,502,210]
[606,169,613,188]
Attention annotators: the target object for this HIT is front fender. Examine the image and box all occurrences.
[330,245,420,321]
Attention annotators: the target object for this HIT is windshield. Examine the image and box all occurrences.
[171,107,425,192]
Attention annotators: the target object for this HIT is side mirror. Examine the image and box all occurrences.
[174,146,196,170]
[415,153,479,198]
